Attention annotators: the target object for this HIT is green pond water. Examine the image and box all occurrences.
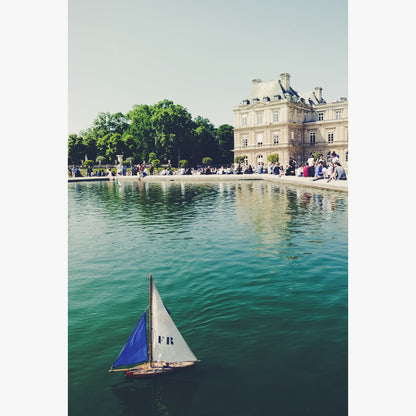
[68,180,348,416]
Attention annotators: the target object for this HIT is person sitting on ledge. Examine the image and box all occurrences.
[273,163,280,175]
[333,162,347,180]
[74,167,83,177]
[303,164,310,178]
[245,165,253,174]
[285,157,296,176]
[313,161,325,181]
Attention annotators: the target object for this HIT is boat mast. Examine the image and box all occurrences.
[148,274,153,367]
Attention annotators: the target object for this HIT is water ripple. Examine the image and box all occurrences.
[68,181,348,416]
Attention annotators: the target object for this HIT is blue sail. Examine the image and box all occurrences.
[112,312,148,368]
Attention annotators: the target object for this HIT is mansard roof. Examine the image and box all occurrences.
[243,76,326,106]
[298,90,327,105]
[246,79,298,101]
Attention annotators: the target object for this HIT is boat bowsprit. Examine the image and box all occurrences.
[109,274,199,378]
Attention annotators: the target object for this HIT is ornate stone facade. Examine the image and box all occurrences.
[233,73,348,169]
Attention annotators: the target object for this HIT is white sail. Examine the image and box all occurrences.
[151,282,198,363]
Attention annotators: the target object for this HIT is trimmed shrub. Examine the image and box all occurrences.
[152,159,161,169]
[202,157,213,166]
[267,154,279,163]
[83,160,95,167]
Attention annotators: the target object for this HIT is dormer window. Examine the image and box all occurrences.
[318,112,324,121]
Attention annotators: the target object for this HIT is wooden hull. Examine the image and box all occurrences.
[125,361,195,378]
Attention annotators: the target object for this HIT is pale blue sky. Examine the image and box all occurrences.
[69,0,347,134]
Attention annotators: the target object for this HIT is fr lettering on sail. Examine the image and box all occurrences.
[158,335,174,345]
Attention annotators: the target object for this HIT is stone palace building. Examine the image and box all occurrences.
[232,73,348,169]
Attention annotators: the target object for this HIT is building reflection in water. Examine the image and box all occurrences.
[234,181,347,254]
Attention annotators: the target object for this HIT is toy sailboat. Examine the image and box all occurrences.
[109,274,199,378]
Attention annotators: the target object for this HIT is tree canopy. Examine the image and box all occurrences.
[68,100,234,167]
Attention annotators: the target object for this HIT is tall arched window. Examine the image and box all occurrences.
[244,156,248,166]
[257,155,263,165]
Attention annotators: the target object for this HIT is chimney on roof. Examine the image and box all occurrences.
[280,73,290,91]
[314,86,322,102]
[252,78,262,86]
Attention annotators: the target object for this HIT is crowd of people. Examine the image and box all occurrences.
[69,151,347,182]
[243,151,347,182]
[296,151,347,182]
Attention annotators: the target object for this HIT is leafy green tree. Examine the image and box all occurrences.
[67,99,232,168]
[92,112,129,137]
[82,133,98,162]
[191,116,217,165]
[179,159,189,168]
[68,134,85,164]
[107,133,124,161]
[216,124,234,164]
[96,133,124,162]
[126,104,155,162]
[234,156,245,164]
[151,100,194,166]
[122,134,136,159]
